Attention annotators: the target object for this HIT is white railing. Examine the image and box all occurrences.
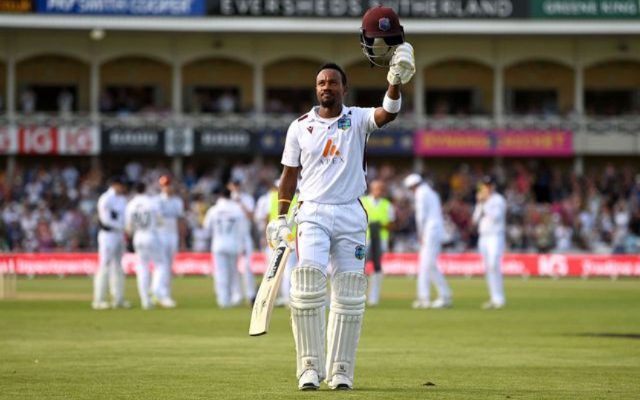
[4,113,640,133]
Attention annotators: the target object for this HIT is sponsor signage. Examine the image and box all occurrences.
[415,130,573,157]
[193,128,255,154]
[102,127,165,154]
[0,126,100,155]
[531,0,640,19]
[209,0,529,18]
[35,0,206,15]
[259,129,413,156]
[0,126,17,154]
[0,0,32,12]
[259,129,287,156]
[367,129,413,155]
[4,252,640,277]
[165,127,194,156]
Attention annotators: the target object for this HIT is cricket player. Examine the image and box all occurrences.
[360,179,395,306]
[93,176,129,310]
[268,38,415,390]
[472,175,507,309]
[404,174,452,309]
[228,178,257,304]
[156,175,184,308]
[125,182,165,310]
[203,187,249,308]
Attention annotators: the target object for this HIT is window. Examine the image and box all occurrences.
[100,86,159,114]
[185,86,240,113]
[20,85,77,113]
[506,89,558,116]
[585,90,639,116]
[266,88,314,114]
[425,89,480,116]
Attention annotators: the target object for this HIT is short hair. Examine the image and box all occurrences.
[317,63,347,86]
[134,182,146,194]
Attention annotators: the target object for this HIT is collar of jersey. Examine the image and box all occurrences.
[308,105,348,125]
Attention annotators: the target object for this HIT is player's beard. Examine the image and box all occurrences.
[319,92,337,108]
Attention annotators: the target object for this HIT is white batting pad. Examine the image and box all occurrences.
[325,271,367,383]
[290,266,327,380]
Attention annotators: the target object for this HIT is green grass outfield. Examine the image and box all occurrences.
[1,276,639,399]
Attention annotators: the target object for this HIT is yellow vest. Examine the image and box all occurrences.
[270,190,298,235]
[360,196,391,242]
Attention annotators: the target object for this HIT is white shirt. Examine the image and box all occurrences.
[125,194,162,236]
[281,105,378,204]
[97,187,127,232]
[203,198,249,254]
[473,192,507,237]
[414,183,444,236]
[158,193,184,236]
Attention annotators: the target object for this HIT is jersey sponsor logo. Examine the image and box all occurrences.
[322,138,341,157]
[355,245,366,260]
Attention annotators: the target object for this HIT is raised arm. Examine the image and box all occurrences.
[373,43,415,128]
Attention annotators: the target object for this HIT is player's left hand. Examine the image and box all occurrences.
[387,42,415,85]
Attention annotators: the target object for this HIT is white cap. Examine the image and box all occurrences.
[403,173,422,188]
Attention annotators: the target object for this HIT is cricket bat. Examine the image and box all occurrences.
[249,238,293,336]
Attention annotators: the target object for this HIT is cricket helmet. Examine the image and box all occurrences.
[360,6,405,67]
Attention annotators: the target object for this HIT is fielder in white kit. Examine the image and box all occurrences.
[125,182,165,310]
[156,175,184,308]
[228,178,257,304]
[404,174,452,309]
[267,37,415,390]
[93,176,129,310]
[203,188,249,308]
[472,175,507,309]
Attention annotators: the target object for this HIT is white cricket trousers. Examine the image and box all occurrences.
[295,200,368,274]
[94,231,125,305]
[134,233,165,308]
[232,234,256,302]
[417,231,451,302]
[157,232,178,300]
[213,251,241,308]
[478,234,506,306]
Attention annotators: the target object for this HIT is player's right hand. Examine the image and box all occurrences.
[387,42,415,85]
[266,215,293,249]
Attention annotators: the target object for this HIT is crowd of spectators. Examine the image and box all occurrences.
[2,159,640,255]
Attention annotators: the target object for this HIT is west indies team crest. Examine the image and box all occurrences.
[379,17,391,32]
[338,116,351,130]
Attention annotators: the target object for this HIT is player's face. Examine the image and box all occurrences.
[371,181,385,197]
[316,69,346,108]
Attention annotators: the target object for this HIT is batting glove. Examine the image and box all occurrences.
[266,215,293,250]
[387,42,416,85]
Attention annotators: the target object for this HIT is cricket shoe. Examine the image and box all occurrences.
[112,300,132,309]
[412,299,431,309]
[91,301,110,310]
[431,298,453,309]
[157,298,177,309]
[482,301,505,310]
[328,374,352,390]
[298,369,320,391]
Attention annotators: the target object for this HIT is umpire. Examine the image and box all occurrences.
[360,179,395,306]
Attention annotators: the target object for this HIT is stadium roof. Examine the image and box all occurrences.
[0,16,639,35]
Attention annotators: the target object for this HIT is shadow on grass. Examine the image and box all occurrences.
[576,332,640,340]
